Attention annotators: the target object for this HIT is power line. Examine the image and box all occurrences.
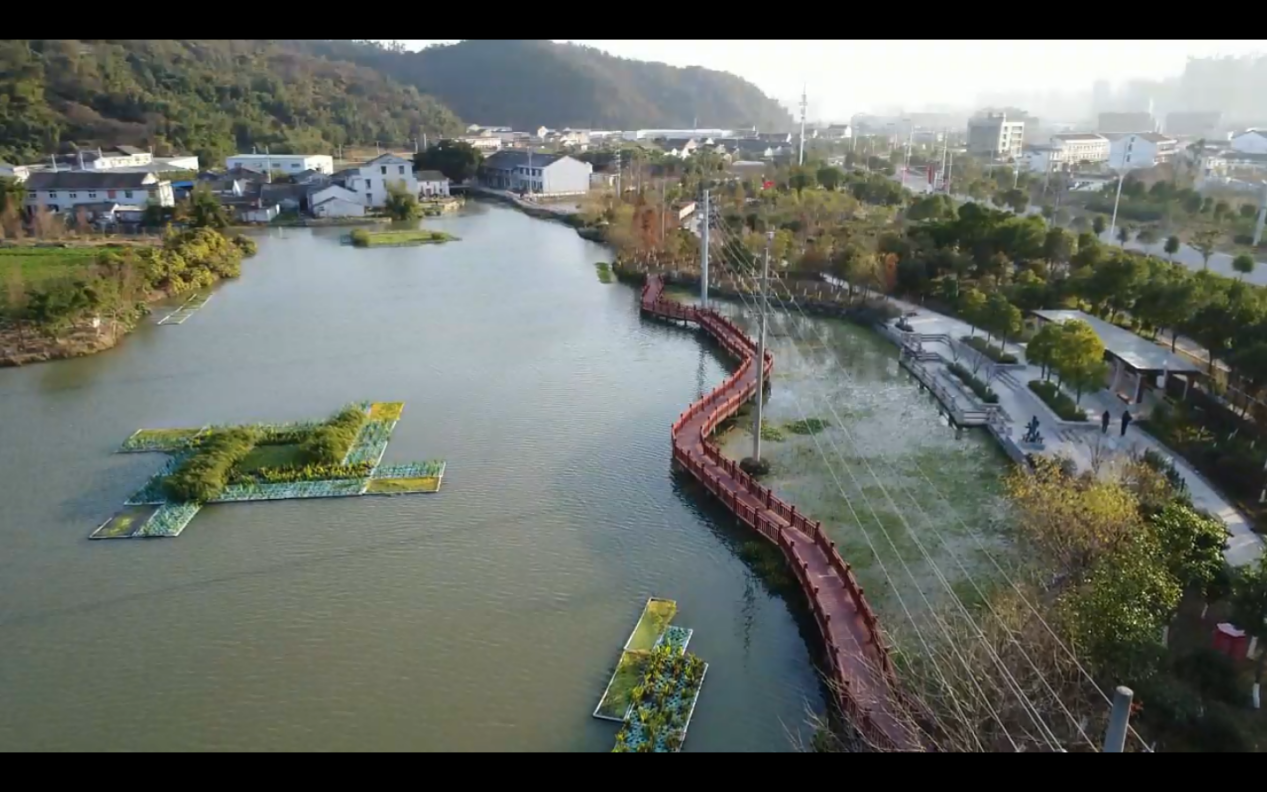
[704,218,1017,750]
[709,216,1091,751]
[706,207,1148,751]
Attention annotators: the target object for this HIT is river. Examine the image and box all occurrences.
[0,202,1011,751]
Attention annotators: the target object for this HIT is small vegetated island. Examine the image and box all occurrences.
[92,401,447,539]
[593,598,709,752]
[348,227,458,248]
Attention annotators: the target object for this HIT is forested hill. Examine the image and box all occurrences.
[0,40,464,166]
[296,40,796,133]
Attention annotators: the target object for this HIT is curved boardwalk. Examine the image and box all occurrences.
[641,275,920,751]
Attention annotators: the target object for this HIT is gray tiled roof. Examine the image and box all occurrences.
[25,171,156,190]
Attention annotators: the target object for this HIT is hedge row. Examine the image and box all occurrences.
[1028,380,1087,422]
[960,335,1019,364]
[947,363,999,404]
[299,405,369,465]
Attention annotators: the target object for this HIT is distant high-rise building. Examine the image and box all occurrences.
[967,113,1025,159]
[1164,111,1222,138]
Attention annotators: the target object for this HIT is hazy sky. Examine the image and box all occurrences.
[392,40,1265,121]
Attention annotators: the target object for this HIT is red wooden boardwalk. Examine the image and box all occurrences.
[642,275,920,751]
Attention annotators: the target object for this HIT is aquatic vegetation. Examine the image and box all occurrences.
[365,476,441,494]
[164,427,264,503]
[758,420,786,441]
[783,417,831,435]
[134,501,203,537]
[595,650,651,721]
[90,505,160,539]
[368,401,405,421]
[613,642,708,753]
[625,598,677,652]
[301,404,370,465]
[595,261,614,284]
[228,461,375,486]
[119,427,206,453]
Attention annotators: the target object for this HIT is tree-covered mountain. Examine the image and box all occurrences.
[0,40,464,166]
[297,40,795,133]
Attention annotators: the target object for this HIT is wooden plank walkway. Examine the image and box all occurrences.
[641,275,921,751]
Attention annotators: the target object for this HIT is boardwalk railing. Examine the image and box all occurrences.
[641,276,920,751]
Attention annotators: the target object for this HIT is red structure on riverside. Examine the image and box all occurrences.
[641,275,920,751]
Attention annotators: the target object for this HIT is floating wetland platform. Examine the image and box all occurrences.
[594,598,709,753]
[92,401,447,540]
[156,292,213,326]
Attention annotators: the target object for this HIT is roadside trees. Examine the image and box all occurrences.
[1052,319,1109,405]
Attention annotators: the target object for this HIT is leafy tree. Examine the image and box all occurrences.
[383,181,422,221]
[1026,321,1062,380]
[984,291,1022,347]
[1191,229,1220,270]
[1233,253,1255,281]
[960,287,987,337]
[1092,215,1107,236]
[0,176,25,216]
[1231,556,1267,689]
[1053,319,1109,405]
[1149,503,1228,594]
[1040,204,1055,225]
[1164,234,1180,261]
[180,184,231,229]
[815,165,843,191]
[1042,227,1074,272]
[787,167,814,196]
[1116,224,1133,246]
[414,139,484,183]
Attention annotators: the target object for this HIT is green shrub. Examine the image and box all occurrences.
[1140,448,1191,502]
[164,427,263,503]
[349,228,371,247]
[960,335,1019,364]
[1028,380,1087,421]
[1172,647,1242,706]
[299,405,368,465]
[947,363,1000,404]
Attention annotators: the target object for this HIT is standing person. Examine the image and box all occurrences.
[1101,409,1111,434]
[1121,409,1133,437]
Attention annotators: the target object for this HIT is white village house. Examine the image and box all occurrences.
[1230,130,1267,156]
[416,170,450,197]
[23,171,174,215]
[478,151,592,196]
[308,184,365,218]
[343,153,417,208]
[1107,132,1179,170]
[224,154,335,176]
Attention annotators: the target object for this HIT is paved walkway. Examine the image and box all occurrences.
[642,275,920,751]
[892,299,1263,567]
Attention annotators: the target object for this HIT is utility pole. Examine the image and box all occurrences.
[1108,167,1127,244]
[1103,686,1135,752]
[700,189,710,308]
[1254,182,1267,247]
[901,122,913,188]
[752,231,773,463]
[422,133,427,151]
[798,83,807,167]
[660,179,666,243]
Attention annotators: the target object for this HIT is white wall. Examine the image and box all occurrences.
[24,178,173,212]
[1109,135,1161,169]
[348,157,417,208]
[419,179,449,197]
[226,155,334,175]
[313,197,365,218]
[541,156,592,195]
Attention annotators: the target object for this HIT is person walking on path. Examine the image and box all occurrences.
[1121,409,1133,437]
[1102,410,1111,434]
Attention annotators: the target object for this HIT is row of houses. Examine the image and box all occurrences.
[0,146,202,184]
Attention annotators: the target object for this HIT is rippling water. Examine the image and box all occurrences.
[0,203,1012,751]
[0,204,831,752]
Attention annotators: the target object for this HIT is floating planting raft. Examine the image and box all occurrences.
[593,598,709,753]
[156,292,214,326]
[92,401,447,540]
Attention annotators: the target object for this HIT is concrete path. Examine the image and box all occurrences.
[891,298,1263,567]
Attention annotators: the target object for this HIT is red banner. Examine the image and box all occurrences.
[762,180,774,190]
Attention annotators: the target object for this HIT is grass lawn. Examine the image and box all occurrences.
[365,476,441,494]
[625,598,678,651]
[91,505,160,539]
[595,650,650,720]
[368,401,405,421]
[0,246,104,286]
[235,443,306,473]
[350,229,458,247]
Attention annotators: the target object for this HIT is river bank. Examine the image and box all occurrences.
[0,228,256,368]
